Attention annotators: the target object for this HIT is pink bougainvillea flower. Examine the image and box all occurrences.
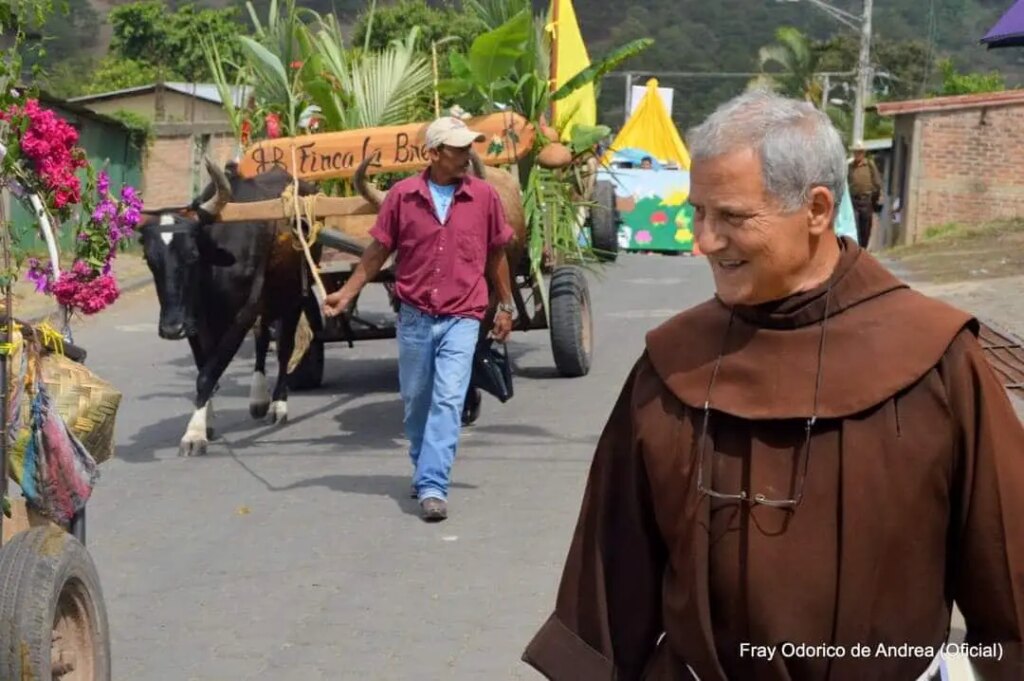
[4,96,146,316]
[4,99,86,208]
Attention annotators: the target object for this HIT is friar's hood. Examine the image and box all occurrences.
[645,237,977,419]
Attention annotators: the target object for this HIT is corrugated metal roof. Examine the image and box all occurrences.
[876,90,1024,117]
[68,82,252,107]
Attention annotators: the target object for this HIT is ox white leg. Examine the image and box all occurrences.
[249,370,271,419]
[267,400,288,425]
[179,403,210,457]
[205,397,216,440]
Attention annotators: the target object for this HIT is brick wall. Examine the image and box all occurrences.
[140,132,239,209]
[913,104,1024,237]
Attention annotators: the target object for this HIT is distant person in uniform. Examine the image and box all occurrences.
[847,139,882,248]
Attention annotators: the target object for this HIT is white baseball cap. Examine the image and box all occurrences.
[424,116,485,149]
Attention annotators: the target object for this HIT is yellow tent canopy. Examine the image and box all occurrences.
[548,0,596,141]
[602,78,691,169]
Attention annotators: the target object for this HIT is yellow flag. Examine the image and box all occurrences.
[549,0,597,141]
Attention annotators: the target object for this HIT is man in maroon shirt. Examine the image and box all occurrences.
[323,116,515,522]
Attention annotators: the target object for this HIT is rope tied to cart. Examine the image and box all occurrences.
[287,144,328,321]
[279,183,324,250]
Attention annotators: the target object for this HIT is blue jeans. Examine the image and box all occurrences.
[397,303,480,502]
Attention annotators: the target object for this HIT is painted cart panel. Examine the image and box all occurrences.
[596,166,694,253]
[594,165,859,253]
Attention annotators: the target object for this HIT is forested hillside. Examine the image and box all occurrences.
[25,0,1024,132]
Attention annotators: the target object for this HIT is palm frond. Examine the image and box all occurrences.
[312,23,433,129]
[463,0,530,29]
[552,38,653,101]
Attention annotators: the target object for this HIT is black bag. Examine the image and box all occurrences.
[472,339,514,403]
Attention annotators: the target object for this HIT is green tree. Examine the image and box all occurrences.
[80,57,177,95]
[750,27,822,103]
[932,58,1006,97]
[814,35,935,102]
[352,0,486,54]
[108,1,245,82]
[18,0,99,73]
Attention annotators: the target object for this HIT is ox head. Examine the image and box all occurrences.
[139,157,235,340]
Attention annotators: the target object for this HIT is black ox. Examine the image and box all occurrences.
[138,158,321,456]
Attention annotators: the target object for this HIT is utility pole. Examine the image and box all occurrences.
[623,71,634,123]
[776,0,873,144]
[852,0,873,144]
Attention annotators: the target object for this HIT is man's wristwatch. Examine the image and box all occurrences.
[497,302,515,317]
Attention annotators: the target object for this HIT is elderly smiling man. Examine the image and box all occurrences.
[521,90,1024,681]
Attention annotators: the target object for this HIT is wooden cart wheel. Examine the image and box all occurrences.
[0,526,111,681]
[549,266,593,377]
[588,180,619,263]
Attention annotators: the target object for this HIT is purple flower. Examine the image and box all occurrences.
[97,171,110,196]
[120,185,139,205]
[121,206,142,229]
[92,199,117,223]
[25,258,51,293]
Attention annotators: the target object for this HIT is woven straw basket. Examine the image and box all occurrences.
[38,351,122,465]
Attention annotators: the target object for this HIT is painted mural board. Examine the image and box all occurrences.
[597,166,694,252]
[592,165,857,253]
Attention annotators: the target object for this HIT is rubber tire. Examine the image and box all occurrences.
[288,340,325,390]
[589,180,619,263]
[0,526,111,681]
[549,266,593,377]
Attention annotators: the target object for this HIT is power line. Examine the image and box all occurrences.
[606,70,856,79]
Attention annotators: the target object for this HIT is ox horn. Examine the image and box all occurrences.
[354,155,387,208]
[197,156,232,219]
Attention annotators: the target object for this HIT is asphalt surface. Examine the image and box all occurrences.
[73,251,711,680]
[55,249,994,679]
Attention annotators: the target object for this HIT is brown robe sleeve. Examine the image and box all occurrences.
[522,360,667,680]
[943,327,1024,676]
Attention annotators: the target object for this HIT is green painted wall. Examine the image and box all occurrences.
[8,100,143,258]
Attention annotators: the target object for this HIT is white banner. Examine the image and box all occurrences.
[630,85,674,117]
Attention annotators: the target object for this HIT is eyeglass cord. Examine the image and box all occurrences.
[697,280,834,508]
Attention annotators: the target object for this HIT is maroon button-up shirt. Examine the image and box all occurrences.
[369,168,514,321]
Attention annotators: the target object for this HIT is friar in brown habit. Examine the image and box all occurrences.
[522,90,1024,681]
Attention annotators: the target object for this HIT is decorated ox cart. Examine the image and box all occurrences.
[0,194,117,679]
[215,111,605,400]
[0,82,126,678]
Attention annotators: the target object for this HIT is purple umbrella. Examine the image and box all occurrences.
[982,0,1024,48]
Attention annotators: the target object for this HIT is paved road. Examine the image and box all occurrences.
[73,251,711,680]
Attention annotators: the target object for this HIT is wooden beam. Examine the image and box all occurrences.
[216,195,378,223]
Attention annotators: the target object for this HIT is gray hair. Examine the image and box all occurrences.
[686,89,848,212]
